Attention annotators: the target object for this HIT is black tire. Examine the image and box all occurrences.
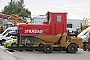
[1,40,5,45]
[8,49,14,52]
[66,48,69,53]
[67,44,78,53]
[11,43,17,47]
[83,47,87,51]
[24,37,34,47]
[43,44,53,53]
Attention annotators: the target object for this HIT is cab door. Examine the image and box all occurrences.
[55,15,63,34]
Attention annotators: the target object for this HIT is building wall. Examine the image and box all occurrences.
[34,18,45,24]
[33,15,46,24]
[67,19,85,32]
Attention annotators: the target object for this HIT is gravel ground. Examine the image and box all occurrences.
[0,46,19,60]
[11,49,90,60]
[0,46,90,60]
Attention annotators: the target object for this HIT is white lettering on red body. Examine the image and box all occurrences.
[25,30,43,33]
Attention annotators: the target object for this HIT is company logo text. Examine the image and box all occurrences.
[25,29,43,33]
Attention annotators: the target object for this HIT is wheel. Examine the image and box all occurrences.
[88,48,90,51]
[24,37,34,47]
[83,47,87,51]
[43,44,53,53]
[11,43,17,47]
[67,44,78,53]
[1,40,5,45]
[8,49,14,52]
[66,48,69,53]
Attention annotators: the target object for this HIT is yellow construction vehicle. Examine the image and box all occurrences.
[7,32,83,53]
[35,32,83,53]
[6,11,83,53]
[75,18,90,51]
[77,24,90,51]
[76,24,89,34]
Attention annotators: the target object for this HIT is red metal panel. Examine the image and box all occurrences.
[18,24,50,36]
[50,12,67,35]
[18,12,67,36]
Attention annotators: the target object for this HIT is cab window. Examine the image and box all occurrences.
[57,15,62,22]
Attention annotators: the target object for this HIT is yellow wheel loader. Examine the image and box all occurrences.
[35,32,83,53]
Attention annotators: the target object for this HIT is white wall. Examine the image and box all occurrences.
[67,19,85,32]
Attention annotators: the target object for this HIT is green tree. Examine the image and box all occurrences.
[2,0,31,17]
[18,9,28,17]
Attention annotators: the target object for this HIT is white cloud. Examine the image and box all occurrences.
[53,5,58,8]
[59,7,63,8]
[72,8,82,10]
[67,14,83,19]
[64,5,74,7]
[82,10,87,11]
[37,11,42,13]
[78,4,90,6]
[63,2,70,3]
[86,4,90,5]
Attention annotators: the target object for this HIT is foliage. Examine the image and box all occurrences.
[18,9,28,17]
[2,0,31,17]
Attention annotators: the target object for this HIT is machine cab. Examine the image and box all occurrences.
[45,11,67,35]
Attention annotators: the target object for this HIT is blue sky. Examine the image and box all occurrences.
[0,0,90,19]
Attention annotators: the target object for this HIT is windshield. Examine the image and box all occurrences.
[2,30,12,36]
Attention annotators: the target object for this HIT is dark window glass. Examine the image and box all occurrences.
[67,24,72,28]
